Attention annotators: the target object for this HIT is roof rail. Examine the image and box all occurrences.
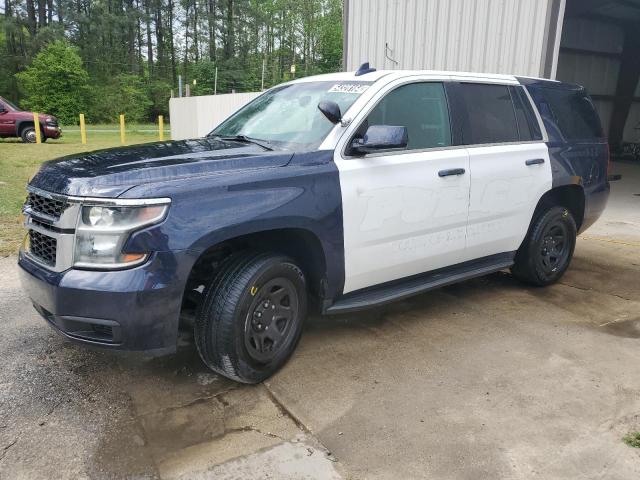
[355,62,376,76]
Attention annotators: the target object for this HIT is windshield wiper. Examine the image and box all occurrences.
[211,134,273,151]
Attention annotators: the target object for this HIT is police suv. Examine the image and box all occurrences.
[19,63,609,383]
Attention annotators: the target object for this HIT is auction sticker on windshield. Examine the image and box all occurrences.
[328,84,370,94]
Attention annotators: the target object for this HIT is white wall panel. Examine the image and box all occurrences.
[169,92,261,140]
[345,0,555,77]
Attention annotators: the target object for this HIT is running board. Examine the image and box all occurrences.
[325,252,515,315]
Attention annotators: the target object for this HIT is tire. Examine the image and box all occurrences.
[20,126,37,143]
[511,206,577,286]
[195,252,307,383]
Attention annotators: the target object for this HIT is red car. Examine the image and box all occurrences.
[0,96,62,143]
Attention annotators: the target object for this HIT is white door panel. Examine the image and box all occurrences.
[337,149,470,294]
[465,143,552,260]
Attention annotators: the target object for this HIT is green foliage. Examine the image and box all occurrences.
[3,0,344,123]
[623,432,640,448]
[148,80,172,118]
[15,41,90,124]
[89,74,153,124]
[317,0,344,73]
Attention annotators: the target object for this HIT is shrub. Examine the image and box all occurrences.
[16,40,90,124]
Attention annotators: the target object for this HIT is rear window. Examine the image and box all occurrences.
[539,87,603,140]
[459,83,519,144]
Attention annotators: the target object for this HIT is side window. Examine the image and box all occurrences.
[362,82,452,150]
[540,87,603,140]
[459,83,519,144]
[511,86,543,141]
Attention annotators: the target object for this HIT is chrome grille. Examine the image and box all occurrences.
[26,192,67,220]
[23,187,78,272]
[28,230,57,266]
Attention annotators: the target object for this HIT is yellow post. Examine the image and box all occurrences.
[158,115,164,141]
[32,112,42,144]
[79,113,87,144]
[119,114,126,145]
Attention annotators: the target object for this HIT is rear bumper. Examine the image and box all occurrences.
[18,250,193,354]
[580,179,610,233]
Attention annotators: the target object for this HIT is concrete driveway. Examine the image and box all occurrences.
[1,163,639,479]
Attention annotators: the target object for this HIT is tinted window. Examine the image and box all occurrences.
[363,82,451,150]
[540,87,603,140]
[459,83,519,144]
[511,86,543,141]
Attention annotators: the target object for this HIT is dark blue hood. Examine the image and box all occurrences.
[28,138,294,197]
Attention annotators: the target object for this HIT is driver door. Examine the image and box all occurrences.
[335,81,470,294]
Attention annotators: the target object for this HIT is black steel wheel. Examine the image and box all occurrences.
[537,221,570,275]
[512,206,577,286]
[195,252,307,383]
[244,277,300,363]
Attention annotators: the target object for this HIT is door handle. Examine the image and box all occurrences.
[438,168,466,177]
[525,158,545,166]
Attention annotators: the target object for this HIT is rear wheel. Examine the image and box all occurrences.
[195,252,307,383]
[511,206,577,286]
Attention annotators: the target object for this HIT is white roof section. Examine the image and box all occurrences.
[290,68,520,85]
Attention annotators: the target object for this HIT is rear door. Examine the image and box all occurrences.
[335,79,471,294]
[455,82,552,260]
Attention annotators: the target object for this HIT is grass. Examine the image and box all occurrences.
[0,125,171,256]
[623,432,640,448]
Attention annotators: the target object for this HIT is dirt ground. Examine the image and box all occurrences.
[0,162,639,479]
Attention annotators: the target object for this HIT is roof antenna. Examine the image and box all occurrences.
[355,62,376,76]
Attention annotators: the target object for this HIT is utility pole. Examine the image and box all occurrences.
[261,59,266,91]
[214,67,218,95]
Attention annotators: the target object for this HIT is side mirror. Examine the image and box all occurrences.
[318,100,341,124]
[351,125,408,155]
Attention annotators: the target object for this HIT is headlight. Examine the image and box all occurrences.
[74,202,169,269]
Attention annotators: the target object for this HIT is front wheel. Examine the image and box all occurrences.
[195,252,307,383]
[21,126,37,143]
[511,206,577,286]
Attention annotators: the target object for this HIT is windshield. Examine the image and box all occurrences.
[0,97,21,111]
[210,81,372,150]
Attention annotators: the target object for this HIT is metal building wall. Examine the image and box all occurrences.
[344,0,561,78]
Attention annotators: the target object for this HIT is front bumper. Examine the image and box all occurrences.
[18,250,191,354]
[44,125,61,139]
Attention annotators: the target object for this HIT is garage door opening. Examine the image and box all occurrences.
[557,0,640,158]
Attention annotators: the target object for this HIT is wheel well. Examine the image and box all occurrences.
[533,185,585,231]
[179,228,328,326]
[17,121,43,136]
[18,121,34,134]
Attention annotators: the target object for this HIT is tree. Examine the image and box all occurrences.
[16,40,90,124]
[91,74,153,123]
[2,0,344,123]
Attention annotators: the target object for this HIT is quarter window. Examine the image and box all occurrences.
[361,82,452,151]
[459,83,519,144]
[539,87,603,140]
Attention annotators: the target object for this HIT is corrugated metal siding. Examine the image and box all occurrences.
[345,0,553,77]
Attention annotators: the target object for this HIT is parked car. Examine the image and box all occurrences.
[0,96,61,142]
[18,64,609,383]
